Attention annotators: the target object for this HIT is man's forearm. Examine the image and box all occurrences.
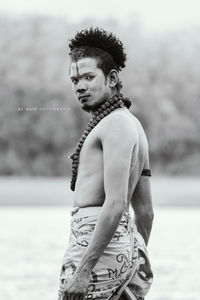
[75,201,125,276]
[135,213,154,245]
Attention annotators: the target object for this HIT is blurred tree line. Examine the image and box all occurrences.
[0,15,199,177]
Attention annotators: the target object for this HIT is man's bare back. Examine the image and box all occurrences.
[74,106,150,210]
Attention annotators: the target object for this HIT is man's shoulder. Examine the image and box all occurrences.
[96,109,138,141]
[100,109,137,131]
[96,108,126,123]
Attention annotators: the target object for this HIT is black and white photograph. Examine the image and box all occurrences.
[0,1,200,299]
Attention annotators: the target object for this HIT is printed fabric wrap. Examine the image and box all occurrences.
[58,207,153,300]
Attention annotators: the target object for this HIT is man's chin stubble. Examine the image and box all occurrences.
[80,103,99,113]
[80,103,92,113]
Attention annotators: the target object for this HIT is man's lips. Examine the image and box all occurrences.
[78,95,90,102]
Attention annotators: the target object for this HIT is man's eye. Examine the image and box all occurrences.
[72,79,78,84]
[85,75,94,81]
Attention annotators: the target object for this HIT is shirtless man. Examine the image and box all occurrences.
[58,28,154,300]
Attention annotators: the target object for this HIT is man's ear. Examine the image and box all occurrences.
[108,69,119,88]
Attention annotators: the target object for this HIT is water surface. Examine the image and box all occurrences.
[0,206,199,300]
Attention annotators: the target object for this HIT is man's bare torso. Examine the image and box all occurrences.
[73,107,150,209]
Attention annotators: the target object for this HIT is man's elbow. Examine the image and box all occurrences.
[146,209,154,224]
[135,209,154,225]
[104,196,126,216]
[148,210,154,225]
[148,208,154,222]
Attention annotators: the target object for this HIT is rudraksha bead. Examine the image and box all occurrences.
[98,108,103,113]
[96,116,101,121]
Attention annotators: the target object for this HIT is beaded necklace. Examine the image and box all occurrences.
[69,93,130,191]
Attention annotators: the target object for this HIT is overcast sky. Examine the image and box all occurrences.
[1,0,200,31]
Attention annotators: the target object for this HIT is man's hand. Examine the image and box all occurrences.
[63,272,90,300]
[138,250,153,279]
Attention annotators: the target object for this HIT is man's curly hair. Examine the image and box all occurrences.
[68,28,127,91]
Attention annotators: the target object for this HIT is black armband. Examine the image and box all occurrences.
[141,169,151,177]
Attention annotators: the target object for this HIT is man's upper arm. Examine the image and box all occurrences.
[132,175,153,216]
[100,115,137,207]
[131,175,154,244]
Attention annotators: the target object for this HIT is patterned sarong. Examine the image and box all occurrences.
[58,206,153,300]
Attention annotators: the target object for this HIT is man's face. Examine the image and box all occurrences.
[70,57,111,112]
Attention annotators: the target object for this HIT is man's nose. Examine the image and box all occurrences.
[76,80,87,93]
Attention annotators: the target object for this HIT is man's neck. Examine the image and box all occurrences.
[90,91,118,116]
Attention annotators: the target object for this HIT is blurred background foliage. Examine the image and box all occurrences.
[0,15,199,177]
